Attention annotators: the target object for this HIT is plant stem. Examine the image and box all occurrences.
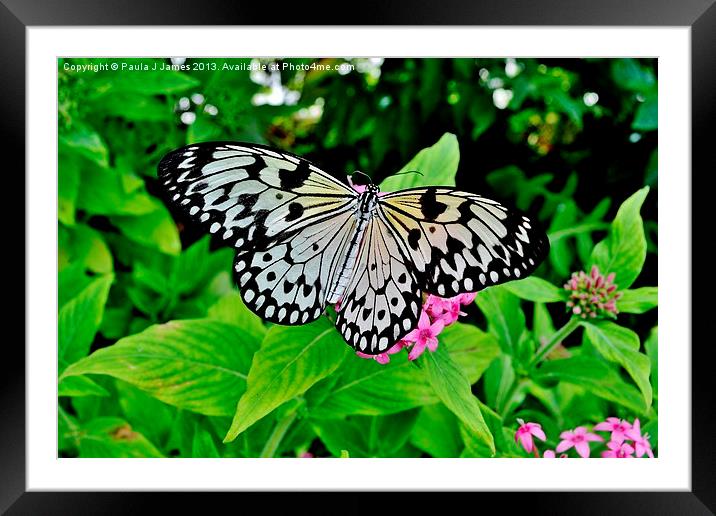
[259,411,299,458]
[530,317,582,368]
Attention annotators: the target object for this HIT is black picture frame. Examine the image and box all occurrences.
[5,0,712,513]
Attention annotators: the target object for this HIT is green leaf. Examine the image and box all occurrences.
[98,93,172,121]
[420,344,494,454]
[379,133,459,191]
[311,418,370,457]
[308,353,435,418]
[439,323,500,384]
[536,356,647,414]
[59,274,114,371]
[58,375,110,397]
[59,406,81,452]
[409,403,463,457]
[476,285,525,353]
[645,327,658,397]
[461,401,523,457]
[60,224,114,274]
[618,287,658,314]
[208,292,266,342]
[77,417,164,458]
[632,96,657,131]
[63,319,258,416]
[112,205,182,256]
[224,319,348,441]
[611,59,656,92]
[58,156,81,225]
[503,277,565,303]
[590,187,649,289]
[583,320,652,410]
[60,125,109,168]
[106,70,200,95]
[115,380,176,447]
[192,425,221,458]
[76,167,157,216]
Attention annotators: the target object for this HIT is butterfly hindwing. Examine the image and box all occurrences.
[380,187,549,297]
[335,209,422,354]
[158,141,357,253]
[234,205,360,325]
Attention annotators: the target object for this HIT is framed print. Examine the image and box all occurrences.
[5,0,713,513]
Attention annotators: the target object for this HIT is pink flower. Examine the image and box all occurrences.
[543,450,568,458]
[514,419,547,454]
[356,340,406,365]
[556,426,604,458]
[564,265,622,319]
[594,417,632,444]
[424,295,449,319]
[625,419,654,458]
[300,452,314,458]
[601,441,635,458]
[437,299,465,325]
[456,292,477,305]
[404,310,445,360]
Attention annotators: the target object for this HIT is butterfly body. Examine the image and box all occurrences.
[159,141,549,355]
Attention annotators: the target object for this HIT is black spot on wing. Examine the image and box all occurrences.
[408,228,421,250]
[420,188,448,220]
[279,160,311,189]
[285,202,305,222]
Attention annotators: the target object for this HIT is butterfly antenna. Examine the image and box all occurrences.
[390,169,424,178]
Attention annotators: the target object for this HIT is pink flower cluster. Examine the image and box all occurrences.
[515,417,654,458]
[564,265,622,319]
[356,293,476,364]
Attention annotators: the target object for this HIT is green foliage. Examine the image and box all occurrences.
[58,57,657,458]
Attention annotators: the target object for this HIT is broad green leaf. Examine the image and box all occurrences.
[483,354,516,413]
[461,401,523,457]
[59,406,81,452]
[78,417,163,458]
[369,409,420,457]
[439,323,500,384]
[420,344,494,454]
[115,380,176,447]
[307,330,489,418]
[58,262,93,307]
[590,187,649,289]
[536,356,646,414]
[311,418,370,458]
[583,320,652,410]
[547,201,578,276]
[224,319,348,441]
[59,125,109,168]
[192,424,221,458]
[58,375,110,397]
[112,205,182,256]
[77,166,157,216]
[409,403,463,458]
[618,287,658,314]
[503,277,565,303]
[308,353,435,418]
[106,70,200,95]
[59,274,114,371]
[645,327,658,397]
[611,59,656,92]
[58,156,80,225]
[476,285,525,353]
[533,303,556,344]
[208,292,266,342]
[98,93,172,121]
[63,319,258,416]
[61,224,114,274]
[379,133,459,191]
[632,96,657,131]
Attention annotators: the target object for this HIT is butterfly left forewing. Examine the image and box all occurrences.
[380,187,549,297]
[335,211,421,355]
[158,141,357,254]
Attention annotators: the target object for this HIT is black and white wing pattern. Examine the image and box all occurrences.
[234,208,359,326]
[379,187,549,298]
[335,212,421,354]
[159,141,360,326]
[158,142,358,253]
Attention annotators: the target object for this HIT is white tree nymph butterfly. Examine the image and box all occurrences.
[159,142,549,354]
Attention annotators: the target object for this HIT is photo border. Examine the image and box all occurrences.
[6,0,712,512]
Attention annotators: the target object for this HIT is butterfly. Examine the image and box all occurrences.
[158,142,549,355]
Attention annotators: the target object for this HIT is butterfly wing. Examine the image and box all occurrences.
[379,187,549,297]
[335,209,422,354]
[158,141,358,253]
[234,205,360,325]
